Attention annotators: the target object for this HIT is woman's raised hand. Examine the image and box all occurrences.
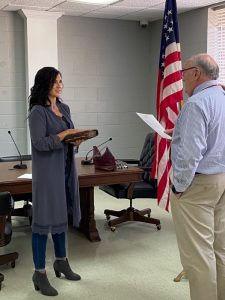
[57,128,88,141]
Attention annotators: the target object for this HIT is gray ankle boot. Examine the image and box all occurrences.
[32,271,58,296]
[53,259,81,281]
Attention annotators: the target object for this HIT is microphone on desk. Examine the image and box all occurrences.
[8,130,27,169]
[81,137,112,165]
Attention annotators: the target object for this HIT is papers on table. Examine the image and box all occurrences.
[17,173,32,179]
[136,112,172,140]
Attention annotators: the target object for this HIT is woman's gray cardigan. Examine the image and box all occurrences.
[29,101,81,235]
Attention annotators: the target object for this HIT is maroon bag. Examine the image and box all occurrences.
[93,146,116,171]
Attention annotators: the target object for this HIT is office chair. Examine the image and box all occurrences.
[0,191,19,290]
[0,155,32,225]
[99,132,161,231]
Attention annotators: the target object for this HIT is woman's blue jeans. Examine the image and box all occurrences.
[32,232,66,269]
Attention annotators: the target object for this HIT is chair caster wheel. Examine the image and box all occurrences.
[11,261,15,268]
[110,227,116,232]
[157,224,161,230]
[106,215,110,221]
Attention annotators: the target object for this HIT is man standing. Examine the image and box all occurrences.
[170,53,225,300]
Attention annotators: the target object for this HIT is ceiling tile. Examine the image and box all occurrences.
[85,5,144,18]
[2,0,64,11]
[121,7,164,21]
[11,0,62,8]
[176,0,219,9]
[114,0,165,8]
[50,1,105,13]
[0,0,225,21]
[0,0,13,9]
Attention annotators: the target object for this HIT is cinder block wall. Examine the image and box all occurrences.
[0,7,209,158]
[0,11,26,156]
[58,16,153,159]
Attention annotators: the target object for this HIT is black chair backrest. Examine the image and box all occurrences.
[0,192,12,215]
[138,132,155,183]
[0,155,31,162]
[0,192,12,247]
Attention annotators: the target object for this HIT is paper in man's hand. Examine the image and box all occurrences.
[136,112,172,140]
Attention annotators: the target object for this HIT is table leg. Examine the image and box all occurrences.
[79,186,101,242]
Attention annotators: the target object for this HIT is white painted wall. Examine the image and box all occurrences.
[0,11,27,156]
[57,9,209,158]
[19,10,62,98]
[58,16,153,159]
[19,9,62,153]
[0,7,209,158]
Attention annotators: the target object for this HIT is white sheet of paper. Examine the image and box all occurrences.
[17,173,32,179]
[136,112,172,140]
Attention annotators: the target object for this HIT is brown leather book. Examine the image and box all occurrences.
[64,129,98,143]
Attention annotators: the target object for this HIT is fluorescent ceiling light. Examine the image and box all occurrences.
[68,0,119,4]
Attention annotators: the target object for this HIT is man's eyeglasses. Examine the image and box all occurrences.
[181,66,198,73]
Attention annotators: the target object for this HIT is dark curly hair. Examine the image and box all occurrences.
[28,67,62,111]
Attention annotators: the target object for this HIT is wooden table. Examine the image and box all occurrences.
[0,158,143,242]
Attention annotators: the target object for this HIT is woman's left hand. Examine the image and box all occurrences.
[68,138,86,146]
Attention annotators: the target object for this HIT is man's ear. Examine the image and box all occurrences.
[194,68,201,80]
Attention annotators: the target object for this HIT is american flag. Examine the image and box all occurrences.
[151,0,183,211]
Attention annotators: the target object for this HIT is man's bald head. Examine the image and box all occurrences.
[183,53,219,96]
[187,53,219,80]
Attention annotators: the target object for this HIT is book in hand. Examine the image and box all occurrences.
[64,129,98,143]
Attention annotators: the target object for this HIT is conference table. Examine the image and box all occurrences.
[0,158,143,242]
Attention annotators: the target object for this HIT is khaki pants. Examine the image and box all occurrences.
[171,173,225,300]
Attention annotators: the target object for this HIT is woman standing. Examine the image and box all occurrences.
[29,67,84,296]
